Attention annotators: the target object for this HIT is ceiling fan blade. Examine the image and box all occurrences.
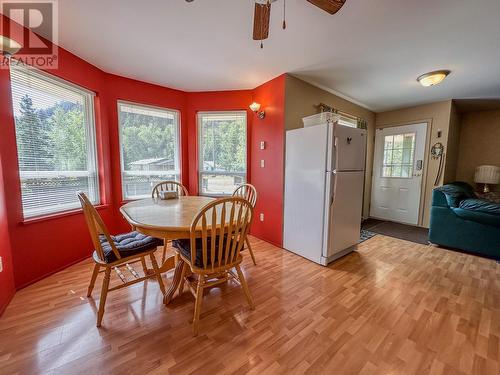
[253,2,271,40]
[307,0,346,15]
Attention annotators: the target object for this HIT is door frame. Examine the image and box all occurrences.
[370,120,431,227]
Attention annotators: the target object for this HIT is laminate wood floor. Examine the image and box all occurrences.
[1,235,499,374]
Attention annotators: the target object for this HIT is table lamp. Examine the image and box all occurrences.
[474,165,500,193]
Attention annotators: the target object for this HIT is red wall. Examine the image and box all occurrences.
[250,75,286,246]
[0,15,287,314]
[0,149,16,316]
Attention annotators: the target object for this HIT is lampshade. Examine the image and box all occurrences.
[474,165,500,184]
[249,102,261,112]
[0,35,22,56]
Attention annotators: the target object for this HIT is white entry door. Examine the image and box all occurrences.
[370,123,427,225]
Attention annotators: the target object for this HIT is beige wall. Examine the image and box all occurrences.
[284,75,376,218]
[375,100,453,227]
[456,109,500,191]
[444,102,462,183]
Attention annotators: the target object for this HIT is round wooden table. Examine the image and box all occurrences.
[120,196,215,304]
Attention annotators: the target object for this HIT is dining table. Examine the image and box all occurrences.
[120,195,216,304]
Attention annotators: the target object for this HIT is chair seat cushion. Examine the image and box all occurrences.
[100,231,162,263]
[173,237,233,268]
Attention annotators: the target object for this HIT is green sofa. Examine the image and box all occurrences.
[429,182,500,259]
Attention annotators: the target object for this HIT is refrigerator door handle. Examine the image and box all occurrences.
[334,136,339,171]
[330,171,337,206]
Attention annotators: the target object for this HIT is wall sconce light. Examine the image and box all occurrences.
[250,102,265,119]
[0,35,22,57]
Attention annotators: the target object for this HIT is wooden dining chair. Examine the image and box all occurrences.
[172,197,255,336]
[152,180,189,198]
[232,183,258,265]
[151,180,189,263]
[78,192,166,327]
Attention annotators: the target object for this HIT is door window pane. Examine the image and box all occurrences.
[381,132,416,178]
[198,112,247,195]
[118,102,180,199]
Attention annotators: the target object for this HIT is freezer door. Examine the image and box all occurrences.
[324,171,364,258]
[333,125,367,171]
[283,124,329,264]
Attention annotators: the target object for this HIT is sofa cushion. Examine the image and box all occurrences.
[452,208,500,228]
[435,182,475,208]
[100,231,163,263]
[459,198,500,215]
[173,236,231,268]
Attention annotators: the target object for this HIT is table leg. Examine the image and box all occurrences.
[163,258,185,305]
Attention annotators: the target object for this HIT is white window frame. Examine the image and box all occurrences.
[197,111,247,197]
[9,63,99,219]
[117,100,181,200]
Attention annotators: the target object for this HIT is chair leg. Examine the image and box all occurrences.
[192,276,205,336]
[140,256,149,275]
[87,263,100,297]
[149,252,166,296]
[235,264,255,310]
[179,262,187,295]
[97,267,111,327]
[245,237,257,266]
[162,240,168,264]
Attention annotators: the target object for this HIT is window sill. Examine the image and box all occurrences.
[21,204,110,225]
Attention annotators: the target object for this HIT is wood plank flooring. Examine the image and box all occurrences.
[0,235,499,374]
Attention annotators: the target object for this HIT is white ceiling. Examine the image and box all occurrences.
[57,0,500,112]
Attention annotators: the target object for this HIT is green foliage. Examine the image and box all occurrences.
[120,112,176,169]
[201,118,246,172]
[15,95,54,170]
[49,106,87,170]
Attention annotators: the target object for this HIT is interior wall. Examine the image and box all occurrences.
[456,109,500,191]
[0,153,16,316]
[375,100,453,227]
[443,102,462,183]
[250,75,286,246]
[284,75,376,218]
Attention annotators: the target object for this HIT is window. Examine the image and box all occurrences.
[198,111,247,195]
[382,133,416,178]
[118,102,180,199]
[9,64,99,219]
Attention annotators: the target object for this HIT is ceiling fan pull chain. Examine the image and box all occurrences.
[261,2,265,49]
[283,0,286,29]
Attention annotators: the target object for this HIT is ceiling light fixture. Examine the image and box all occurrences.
[0,35,22,57]
[417,70,451,87]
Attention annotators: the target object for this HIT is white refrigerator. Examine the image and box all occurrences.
[283,119,367,265]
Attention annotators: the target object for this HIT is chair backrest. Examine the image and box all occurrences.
[190,197,253,271]
[232,183,257,207]
[77,192,120,262]
[152,180,189,198]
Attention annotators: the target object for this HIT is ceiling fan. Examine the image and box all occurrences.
[253,0,346,47]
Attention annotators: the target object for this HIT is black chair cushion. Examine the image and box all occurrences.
[99,231,163,263]
[172,237,232,268]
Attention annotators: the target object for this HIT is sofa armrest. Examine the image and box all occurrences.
[432,188,450,208]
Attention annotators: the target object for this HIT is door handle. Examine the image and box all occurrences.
[416,159,423,171]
